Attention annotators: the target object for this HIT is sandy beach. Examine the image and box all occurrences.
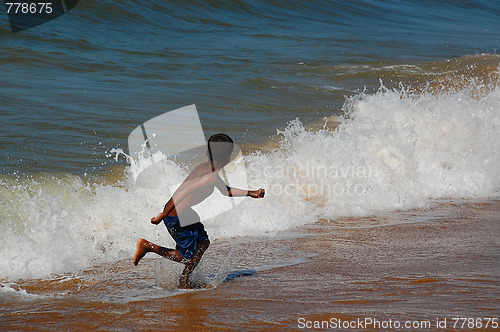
[1,198,498,331]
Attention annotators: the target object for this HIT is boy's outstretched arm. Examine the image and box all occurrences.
[215,174,265,198]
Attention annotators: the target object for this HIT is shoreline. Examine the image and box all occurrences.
[1,198,499,330]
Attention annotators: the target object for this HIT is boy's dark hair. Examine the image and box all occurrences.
[207,133,234,164]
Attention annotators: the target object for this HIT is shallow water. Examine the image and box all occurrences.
[1,199,498,330]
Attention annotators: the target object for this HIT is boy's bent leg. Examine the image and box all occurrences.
[133,238,185,266]
[179,240,210,288]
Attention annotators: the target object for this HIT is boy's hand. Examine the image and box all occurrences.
[151,214,163,225]
[248,188,265,198]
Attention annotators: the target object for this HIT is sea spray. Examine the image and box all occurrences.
[0,168,188,280]
[253,83,500,220]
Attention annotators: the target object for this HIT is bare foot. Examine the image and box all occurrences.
[133,238,150,266]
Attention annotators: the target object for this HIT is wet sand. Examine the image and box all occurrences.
[1,199,499,331]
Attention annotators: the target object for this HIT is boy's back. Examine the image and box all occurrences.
[168,161,218,219]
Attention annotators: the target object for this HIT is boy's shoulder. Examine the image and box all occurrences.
[191,162,211,175]
[186,162,219,181]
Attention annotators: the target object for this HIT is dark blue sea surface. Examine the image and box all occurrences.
[1,0,499,173]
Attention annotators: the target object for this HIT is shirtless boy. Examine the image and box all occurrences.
[133,133,265,288]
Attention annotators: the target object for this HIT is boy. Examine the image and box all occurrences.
[133,133,265,288]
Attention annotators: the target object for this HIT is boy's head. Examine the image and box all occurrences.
[207,133,234,167]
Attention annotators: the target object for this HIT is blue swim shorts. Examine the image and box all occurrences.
[163,215,209,260]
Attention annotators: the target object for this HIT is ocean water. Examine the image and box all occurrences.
[1,0,500,282]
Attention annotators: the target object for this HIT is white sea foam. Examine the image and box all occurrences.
[264,84,500,217]
[0,82,499,280]
[0,283,42,300]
